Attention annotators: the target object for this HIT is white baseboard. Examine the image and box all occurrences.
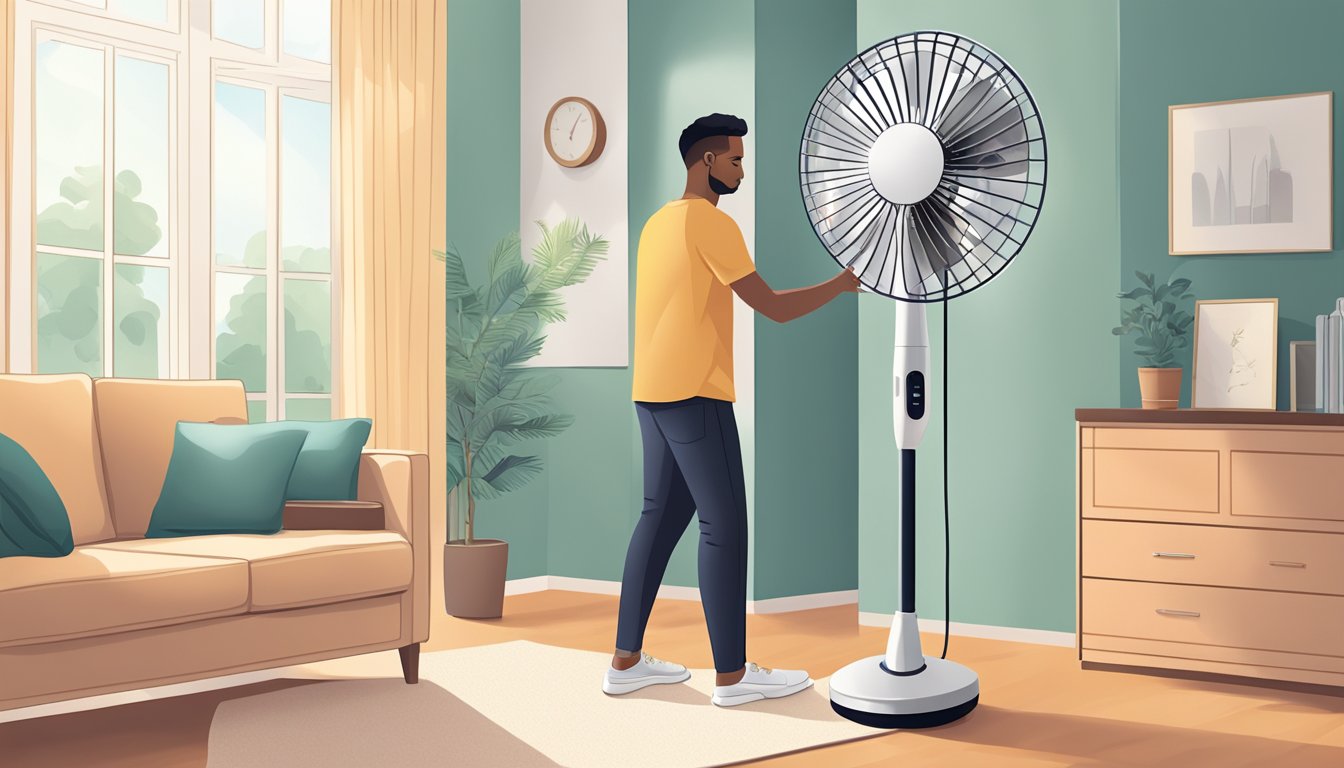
[505,576,858,614]
[858,611,1076,648]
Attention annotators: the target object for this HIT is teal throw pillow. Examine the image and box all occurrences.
[268,418,372,501]
[146,422,309,538]
[0,433,74,558]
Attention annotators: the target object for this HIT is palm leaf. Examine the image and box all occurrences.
[436,246,474,300]
[475,454,544,498]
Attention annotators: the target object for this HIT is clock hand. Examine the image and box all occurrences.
[570,113,581,140]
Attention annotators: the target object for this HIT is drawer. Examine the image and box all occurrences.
[1081,578,1344,659]
[1082,520,1344,596]
[1231,450,1344,523]
[1087,447,1219,515]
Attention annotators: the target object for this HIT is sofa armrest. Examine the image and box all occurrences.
[358,449,430,642]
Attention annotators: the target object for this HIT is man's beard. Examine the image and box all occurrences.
[708,171,739,195]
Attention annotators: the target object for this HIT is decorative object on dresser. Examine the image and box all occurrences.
[1076,408,1344,689]
[1113,271,1195,410]
[1191,298,1278,410]
[1169,91,1332,255]
[1313,298,1344,412]
[1290,340,1316,413]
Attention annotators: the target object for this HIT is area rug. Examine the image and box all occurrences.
[206,640,889,767]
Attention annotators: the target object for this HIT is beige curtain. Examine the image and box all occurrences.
[1,0,12,372]
[335,0,448,625]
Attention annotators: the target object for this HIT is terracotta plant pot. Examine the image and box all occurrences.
[443,539,508,618]
[1137,367,1182,410]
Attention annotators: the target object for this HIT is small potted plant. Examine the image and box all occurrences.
[434,218,608,618]
[1113,271,1195,409]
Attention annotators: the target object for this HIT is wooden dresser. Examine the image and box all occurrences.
[1076,409,1344,688]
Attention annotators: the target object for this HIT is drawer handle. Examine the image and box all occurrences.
[1269,561,1307,569]
[1152,552,1196,559]
[1156,608,1201,618]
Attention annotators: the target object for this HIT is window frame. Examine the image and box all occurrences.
[8,0,339,421]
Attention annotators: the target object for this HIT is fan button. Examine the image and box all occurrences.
[906,372,925,420]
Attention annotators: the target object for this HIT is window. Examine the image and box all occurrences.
[10,0,336,422]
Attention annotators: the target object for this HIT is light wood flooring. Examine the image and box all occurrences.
[4,589,1344,767]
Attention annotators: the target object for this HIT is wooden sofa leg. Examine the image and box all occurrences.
[399,643,421,684]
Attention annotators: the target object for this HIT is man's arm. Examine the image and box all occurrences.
[730,269,856,323]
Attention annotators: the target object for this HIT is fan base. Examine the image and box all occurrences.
[828,654,979,729]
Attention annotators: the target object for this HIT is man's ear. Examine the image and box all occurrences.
[701,151,715,167]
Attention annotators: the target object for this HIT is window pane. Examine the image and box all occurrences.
[115,56,169,258]
[281,95,330,272]
[247,400,268,423]
[285,398,330,421]
[109,0,167,25]
[215,273,267,392]
[35,40,104,252]
[214,82,267,268]
[114,264,168,378]
[36,253,102,376]
[283,0,331,63]
[213,0,264,49]
[284,279,330,393]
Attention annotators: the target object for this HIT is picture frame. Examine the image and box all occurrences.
[1192,298,1278,410]
[1290,340,1316,412]
[1169,92,1332,255]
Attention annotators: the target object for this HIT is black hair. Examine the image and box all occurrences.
[678,113,748,165]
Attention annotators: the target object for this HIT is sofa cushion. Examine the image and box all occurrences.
[0,374,115,545]
[92,378,249,538]
[280,418,373,500]
[0,546,249,647]
[90,530,412,611]
[146,422,309,537]
[0,432,74,558]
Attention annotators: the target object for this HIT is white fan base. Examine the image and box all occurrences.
[829,655,979,728]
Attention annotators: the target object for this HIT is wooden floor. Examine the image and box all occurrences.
[4,590,1344,767]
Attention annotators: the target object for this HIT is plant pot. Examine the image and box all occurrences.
[1137,367,1182,410]
[443,539,508,618]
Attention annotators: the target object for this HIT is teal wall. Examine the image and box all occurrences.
[447,0,549,580]
[753,0,859,599]
[856,0,1120,632]
[1118,0,1344,410]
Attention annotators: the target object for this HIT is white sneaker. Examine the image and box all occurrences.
[711,661,813,707]
[602,651,691,695]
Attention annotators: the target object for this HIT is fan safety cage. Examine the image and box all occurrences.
[801,31,1047,303]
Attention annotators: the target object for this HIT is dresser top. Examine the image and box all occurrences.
[1076,408,1344,427]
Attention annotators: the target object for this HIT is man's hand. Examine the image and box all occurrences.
[831,265,861,294]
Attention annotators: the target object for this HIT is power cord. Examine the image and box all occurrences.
[941,289,950,660]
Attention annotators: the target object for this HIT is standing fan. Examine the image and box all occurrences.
[801,31,1046,728]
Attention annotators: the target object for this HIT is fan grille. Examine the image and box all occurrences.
[801,31,1047,303]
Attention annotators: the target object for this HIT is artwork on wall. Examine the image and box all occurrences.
[1169,92,1332,255]
[1192,298,1278,410]
[1290,340,1316,412]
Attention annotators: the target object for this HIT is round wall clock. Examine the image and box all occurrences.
[544,96,607,168]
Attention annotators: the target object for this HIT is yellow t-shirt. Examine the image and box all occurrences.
[631,198,756,403]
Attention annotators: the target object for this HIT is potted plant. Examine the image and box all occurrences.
[1112,270,1195,409]
[434,218,608,618]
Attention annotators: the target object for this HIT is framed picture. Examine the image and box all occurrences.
[1170,92,1332,255]
[1290,340,1316,412]
[1192,298,1278,410]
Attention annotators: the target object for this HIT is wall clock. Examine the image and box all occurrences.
[544,96,606,168]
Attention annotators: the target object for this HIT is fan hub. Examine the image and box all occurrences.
[867,122,945,205]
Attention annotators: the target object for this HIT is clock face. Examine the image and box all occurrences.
[547,99,602,166]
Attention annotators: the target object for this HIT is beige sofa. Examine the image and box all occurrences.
[0,373,430,712]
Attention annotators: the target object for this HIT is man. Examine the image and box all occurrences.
[603,113,861,707]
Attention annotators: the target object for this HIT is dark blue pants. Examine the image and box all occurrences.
[615,396,748,674]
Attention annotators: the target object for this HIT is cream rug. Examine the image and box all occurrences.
[206,640,889,767]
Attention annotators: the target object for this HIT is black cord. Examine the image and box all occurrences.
[941,289,950,660]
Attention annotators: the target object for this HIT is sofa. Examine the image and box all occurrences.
[0,373,430,713]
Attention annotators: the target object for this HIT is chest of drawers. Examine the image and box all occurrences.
[1076,409,1344,688]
